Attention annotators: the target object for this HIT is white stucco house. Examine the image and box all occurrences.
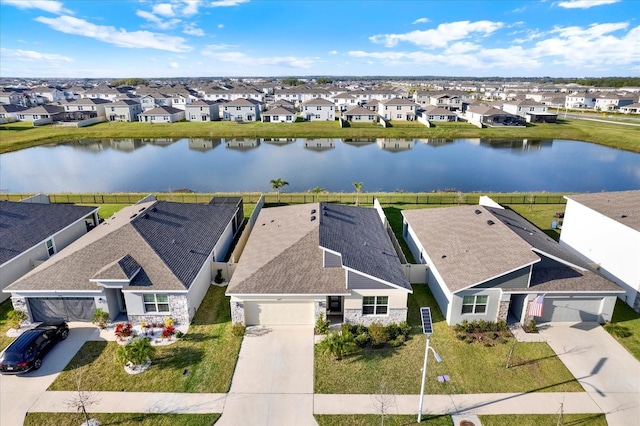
[502,100,557,123]
[138,106,185,123]
[559,191,640,313]
[1,197,99,303]
[378,98,419,121]
[261,106,297,123]
[402,203,623,325]
[5,198,243,325]
[300,98,335,121]
[226,203,412,326]
[221,98,261,122]
[107,100,143,122]
[185,100,220,122]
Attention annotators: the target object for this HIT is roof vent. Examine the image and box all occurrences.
[139,207,146,212]
[324,211,328,216]
[474,209,482,214]
[311,215,316,221]
[621,214,627,218]
[441,255,447,259]
[143,213,149,219]
[487,220,495,226]
[151,207,157,212]
[129,213,137,219]
[311,209,317,214]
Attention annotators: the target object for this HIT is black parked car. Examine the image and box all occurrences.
[0,321,69,374]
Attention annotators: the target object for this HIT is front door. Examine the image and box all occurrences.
[118,290,127,313]
[327,296,342,315]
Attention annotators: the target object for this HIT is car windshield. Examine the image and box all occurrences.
[1,352,24,363]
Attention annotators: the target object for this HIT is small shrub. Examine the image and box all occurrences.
[341,322,356,335]
[231,322,246,336]
[398,321,412,338]
[162,325,175,339]
[7,309,28,329]
[114,322,133,341]
[115,337,155,367]
[368,322,389,348]
[214,269,224,284]
[354,324,368,336]
[164,316,174,328]
[385,323,401,340]
[175,330,184,339]
[92,308,110,329]
[317,330,358,360]
[487,331,498,340]
[314,313,331,335]
[523,319,538,333]
[456,333,467,341]
[604,322,632,338]
[354,332,371,348]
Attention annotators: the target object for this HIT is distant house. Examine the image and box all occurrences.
[201,85,265,103]
[565,91,597,109]
[138,106,185,123]
[559,190,640,313]
[341,106,378,122]
[0,104,28,122]
[62,98,111,120]
[420,105,457,122]
[139,93,174,110]
[107,99,143,122]
[81,85,123,101]
[31,86,65,103]
[221,98,261,122]
[300,98,335,121]
[5,199,243,324]
[261,106,297,123]
[17,104,65,124]
[226,203,412,326]
[619,102,640,114]
[378,98,419,121]
[594,94,635,111]
[185,100,220,122]
[274,87,332,106]
[0,198,99,303]
[402,204,623,325]
[428,93,463,111]
[332,92,359,110]
[502,100,557,123]
[0,88,24,105]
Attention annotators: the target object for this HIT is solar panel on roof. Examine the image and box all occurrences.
[420,307,433,335]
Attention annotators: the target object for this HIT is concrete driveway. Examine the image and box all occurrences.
[0,324,95,426]
[217,326,317,426]
[539,322,640,425]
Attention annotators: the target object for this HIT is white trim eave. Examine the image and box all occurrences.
[453,259,540,293]
[121,289,188,293]
[532,248,587,271]
[320,246,342,257]
[5,289,103,294]
[226,292,351,297]
[0,208,98,269]
[343,266,413,293]
[502,289,625,294]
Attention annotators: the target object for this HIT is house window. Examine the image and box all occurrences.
[397,106,402,110]
[363,296,388,315]
[45,239,56,257]
[462,295,488,314]
[236,106,242,111]
[315,114,321,119]
[273,115,279,121]
[317,106,322,110]
[286,115,292,120]
[143,294,170,313]
[396,114,402,119]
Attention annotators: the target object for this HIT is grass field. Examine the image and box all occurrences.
[49,285,241,393]
[314,414,607,426]
[1,118,639,153]
[605,298,640,361]
[0,299,16,351]
[23,413,220,426]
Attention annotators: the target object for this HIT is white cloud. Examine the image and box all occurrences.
[412,17,429,24]
[35,15,192,52]
[218,23,224,28]
[169,61,179,69]
[152,3,175,17]
[136,10,181,30]
[0,47,73,63]
[2,0,70,14]
[557,0,620,9]
[184,25,204,36]
[201,47,316,68]
[209,0,249,7]
[370,20,504,48]
[329,50,338,55]
[182,0,201,15]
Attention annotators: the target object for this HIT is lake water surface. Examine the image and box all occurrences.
[1,138,638,193]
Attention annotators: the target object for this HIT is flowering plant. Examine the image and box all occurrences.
[162,325,175,339]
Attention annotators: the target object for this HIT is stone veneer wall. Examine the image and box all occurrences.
[128,295,189,326]
[231,300,244,324]
[11,297,29,316]
[344,307,407,326]
[497,300,510,322]
[314,300,326,322]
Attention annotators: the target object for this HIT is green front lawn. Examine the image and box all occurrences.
[478,413,607,426]
[23,413,220,426]
[49,285,241,393]
[505,203,567,241]
[0,299,16,351]
[315,285,582,394]
[605,298,640,360]
[316,414,452,425]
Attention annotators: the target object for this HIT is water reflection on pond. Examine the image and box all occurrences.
[1,138,638,194]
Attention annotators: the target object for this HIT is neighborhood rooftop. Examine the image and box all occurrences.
[565,190,640,232]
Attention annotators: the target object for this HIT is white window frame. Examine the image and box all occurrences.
[362,296,389,315]
[45,239,56,257]
[143,293,170,313]
[462,295,488,315]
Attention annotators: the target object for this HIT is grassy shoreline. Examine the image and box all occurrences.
[1,118,639,154]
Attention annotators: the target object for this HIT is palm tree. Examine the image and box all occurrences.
[311,186,325,202]
[317,331,357,360]
[270,178,289,204]
[115,338,156,368]
[353,182,363,206]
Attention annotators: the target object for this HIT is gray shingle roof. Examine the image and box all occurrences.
[402,206,540,292]
[319,203,411,290]
[0,201,97,265]
[6,201,238,293]
[525,265,623,293]
[565,190,640,232]
[91,254,141,281]
[139,106,183,115]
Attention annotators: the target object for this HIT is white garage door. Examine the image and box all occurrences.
[244,301,314,326]
[539,297,602,323]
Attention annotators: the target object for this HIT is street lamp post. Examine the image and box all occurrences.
[418,307,442,423]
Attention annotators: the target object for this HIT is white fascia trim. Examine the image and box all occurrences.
[122,289,188,293]
[503,289,625,294]
[531,248,587,272]
[0,208,98,269]
[6,289,103,294]
[226,292,350,297]
[453,260,540,293]
[343,266,413,293]
[320,246,342,257]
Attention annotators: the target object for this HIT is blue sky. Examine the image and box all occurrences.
[0,0,638,78]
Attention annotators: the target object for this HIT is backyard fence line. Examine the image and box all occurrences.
[0,192,568,206]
